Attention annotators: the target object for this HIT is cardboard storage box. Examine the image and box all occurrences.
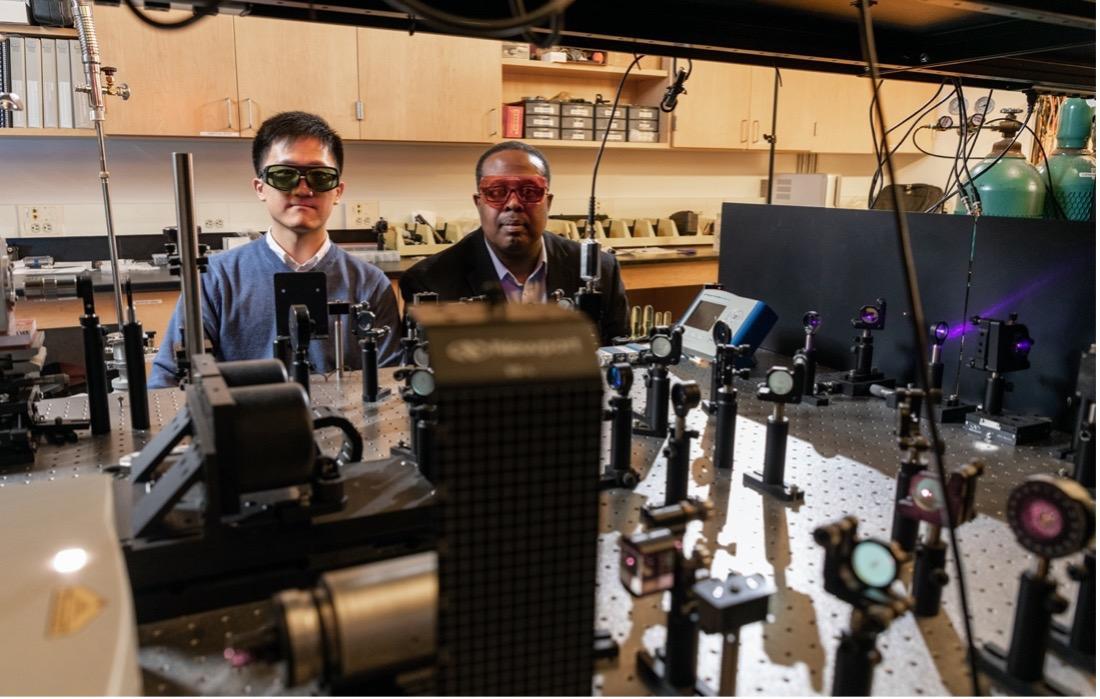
[594,104,627,120]
[525,113,561,129]
[524,100,561,116]
[561,116,594,130]
[627,128,659,143]
[525,126,560,140]
[561,102,595,118]
[502,105,524,138]
[561,128,592,141]
[595,117,626,132]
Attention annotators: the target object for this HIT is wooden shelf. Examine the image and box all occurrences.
[511,138,668,150]
[0,24,77,39]
[502,58,667,81]
[0,127,95,137]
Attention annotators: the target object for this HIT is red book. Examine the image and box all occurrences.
[503,105,524,139]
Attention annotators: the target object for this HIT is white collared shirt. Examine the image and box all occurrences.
[265,229,332,272]
[484,237,548,304]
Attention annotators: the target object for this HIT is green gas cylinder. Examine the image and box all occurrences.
[955,111,1045,218]
[1037,98,1095,221]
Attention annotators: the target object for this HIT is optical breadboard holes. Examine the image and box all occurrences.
[17,205,64,236]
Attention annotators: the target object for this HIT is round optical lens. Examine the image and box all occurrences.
[1018,496,1065,542]
[767,369,794,396]
[860,306,880,325]
[933,322,949,343]
[356,312,375,332]
[803,312,820,332]
[410,370,435,397]
[651,336,673,359]
[413,346,431,368]
[712,321,732,345]
[851,540,897,588]
[1015,337,1033,354]
[608,365,622,389]
[911,475,943,512]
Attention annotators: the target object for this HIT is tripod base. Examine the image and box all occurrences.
[820,370,894,397]
[742,471,803,502]
[964,410,1052,446]
[932,399,977,424]
[636,649,714,697]
[977,643,1072,696]
[1048,623,1095,672]
[599,465,640,491]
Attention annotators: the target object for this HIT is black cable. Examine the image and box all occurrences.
[509,0,562,48]
[587,54,643,238]
[659,58,692,113]
[911,126,985,159]
[121,0,218,29]
[867,84,952,207]
[383,0,574,38]
[867,82,949,208]
[954,82,984,213]
[855,3,982,695]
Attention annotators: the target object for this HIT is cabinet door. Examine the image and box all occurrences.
[96,6,238,136]
[806,72,870,154]
[358,28,501,142]
[669,60,752,150]
[747,67,819,152]
[234,18,360,137]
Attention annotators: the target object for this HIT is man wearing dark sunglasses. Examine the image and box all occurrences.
[150,111,400,387]
[399,141,629,345]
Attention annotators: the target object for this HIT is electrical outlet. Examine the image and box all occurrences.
[17,205,64,236]
[202,218,226,231]
[346,200,379,229]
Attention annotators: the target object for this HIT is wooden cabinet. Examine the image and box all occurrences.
[358,29,501,143]
[747,67,823,152]
[669,61,753,150]
[233,18,360,137]
[875,79,944,155]
[96,5,238,137]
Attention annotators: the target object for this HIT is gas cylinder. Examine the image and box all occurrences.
[956,109,1045,218]
[1037,97,1095,221]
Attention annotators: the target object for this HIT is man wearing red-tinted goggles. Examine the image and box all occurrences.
[399,142,630,344]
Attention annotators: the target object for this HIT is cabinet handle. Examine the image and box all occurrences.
[224,97,233,130]
[487,107,498,138]
[740,119,748,143]
[813,121,818,137]
[752,120,760,143]
[355,100,364,121]
[244,97,254,130]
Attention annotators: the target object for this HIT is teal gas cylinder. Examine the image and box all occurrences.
[1037,98,1095,221]
[955,116,1045,218]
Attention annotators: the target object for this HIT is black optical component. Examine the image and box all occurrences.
[852,299,886,330]
[1007,475,1094,559]
[969,315,1034,374]
[261,165,341,192]
[607,362,633,394]
[803,311,821,334]
[931,321,949,346]
[671,381,701,416]
[712,320,732,345]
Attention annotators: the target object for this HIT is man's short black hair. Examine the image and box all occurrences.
[475,141,550,185]
[251,111,345,176]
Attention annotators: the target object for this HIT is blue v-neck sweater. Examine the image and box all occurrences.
[149,237,400,388]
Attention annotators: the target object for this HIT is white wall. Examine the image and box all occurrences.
[0,87,1031,238]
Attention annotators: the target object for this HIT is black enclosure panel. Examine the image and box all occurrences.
[719,204,1095,426]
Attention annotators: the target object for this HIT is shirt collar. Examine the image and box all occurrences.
[483,235,547,286]
[266,229,331,272]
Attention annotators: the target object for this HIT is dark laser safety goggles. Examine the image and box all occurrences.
[260,165,341,192]
[477,175,548,208]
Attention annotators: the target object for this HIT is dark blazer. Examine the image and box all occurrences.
[400,229,630,345]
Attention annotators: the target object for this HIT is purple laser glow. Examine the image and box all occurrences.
[944,261,1081,341]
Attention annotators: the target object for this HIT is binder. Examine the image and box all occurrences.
[9,37,24,128]
[69,39,90,128]
[56,38,72,128]
[41,38,57,128]
[24,37,41,128]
